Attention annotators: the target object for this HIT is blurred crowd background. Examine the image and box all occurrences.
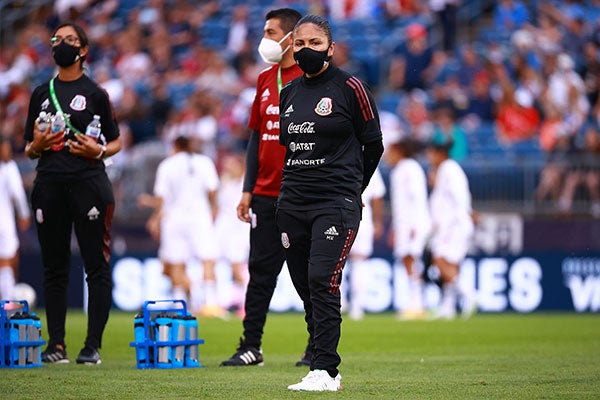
[1,0,600,225]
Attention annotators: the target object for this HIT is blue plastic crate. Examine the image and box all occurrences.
[129,300,204,369]
[1,300,45,368]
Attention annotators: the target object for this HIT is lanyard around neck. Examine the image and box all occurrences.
[49,77,82,135]
[277,66,282,95]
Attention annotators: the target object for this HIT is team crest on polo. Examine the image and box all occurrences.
[281,232,290,249]
[314,97,332,116]
[70,95,86,111]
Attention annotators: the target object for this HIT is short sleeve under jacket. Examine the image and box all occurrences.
[247,63,303,197]
[278,65,382,210]
[24,74,120,183]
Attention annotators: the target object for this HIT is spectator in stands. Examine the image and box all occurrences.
[429,0,460,53]
[558,124,600,217]
[332,41,368,85]
[388,22,434,92]
[495,86,540,144]
[493,0,530,32]
[432,103,468,161]
[455,43,484,88]
[581,41,600,110]
[535,128,573,206]
[541,52,590,139]
[458,70,495,132]
[399,89,434,152]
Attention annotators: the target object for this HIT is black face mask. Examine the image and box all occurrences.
[293,47,330,75]
[52,41,81,67]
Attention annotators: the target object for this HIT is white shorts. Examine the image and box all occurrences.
[0,227,18,259]
[393,225,428,259]
[431,224,472,264]
[215,217,250,264]
[159,215,218,264]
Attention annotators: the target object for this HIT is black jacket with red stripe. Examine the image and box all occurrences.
[278,64,382,210]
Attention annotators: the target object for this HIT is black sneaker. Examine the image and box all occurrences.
[219,338,263,366]
[76,346,101,365]
[295,347,312,367]
[42,344,69,364]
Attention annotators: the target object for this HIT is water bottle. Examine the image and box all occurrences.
[183,315,199,367]
[50,111,66,151]
[171,316,186,368]
[27,314,42,365]
[154,314,172,367]
[133,313,147,365]
[36,112,50,133]
[85,115,101,141]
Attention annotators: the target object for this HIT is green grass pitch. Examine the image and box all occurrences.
[1,311,599,399]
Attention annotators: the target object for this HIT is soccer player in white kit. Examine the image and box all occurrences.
[139,136,222,317]
[427,136,476,319]
[385,138,431,319]
[0,137,31,301]
[346,168,385,320]
[215,152,250,317]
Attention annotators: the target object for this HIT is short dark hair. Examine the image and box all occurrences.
[294,14,332,46]
[174,136,191,151]
[265,8,302,34]
[53,22,89,66]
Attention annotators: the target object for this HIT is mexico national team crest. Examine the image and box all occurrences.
[70,94,86,111]
[314,97,333,116]
[281,232,290,249]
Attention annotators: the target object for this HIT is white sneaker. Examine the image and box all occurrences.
[287,369,342,391]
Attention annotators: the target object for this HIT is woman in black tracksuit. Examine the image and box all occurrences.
[277,15,383,391]
[23,22,121,365]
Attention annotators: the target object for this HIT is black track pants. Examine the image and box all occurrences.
[31,175,114,350]
[276,206,360,376]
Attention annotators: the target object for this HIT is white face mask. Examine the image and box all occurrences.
[257,31,291,64]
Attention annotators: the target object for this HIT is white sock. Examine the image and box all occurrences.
[232,281,247,309]
[350,260,366,315]
[407,276,424,311]
[0,266,15,300]
[440,280,458,314]
[172,286,188,304]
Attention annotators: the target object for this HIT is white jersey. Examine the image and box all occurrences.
[154,152,219,220]
[0,160,30,258]
[154,152,219,263]
[389,158,431,258]
[429,159,474,263]
[351,168,386,258]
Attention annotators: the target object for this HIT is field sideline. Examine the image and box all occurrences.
[1,311,599,399]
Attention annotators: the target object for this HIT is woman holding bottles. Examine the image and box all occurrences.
[23,22,121,365]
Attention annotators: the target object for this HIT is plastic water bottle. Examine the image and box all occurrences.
[183,315,199,367]
[51,111,66,134]
[171,316,186,368]
[154,314,172,367]
[133,313,147,365]
[85,115,101,141]
[36,112,50,132]
[50,111,66,151]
